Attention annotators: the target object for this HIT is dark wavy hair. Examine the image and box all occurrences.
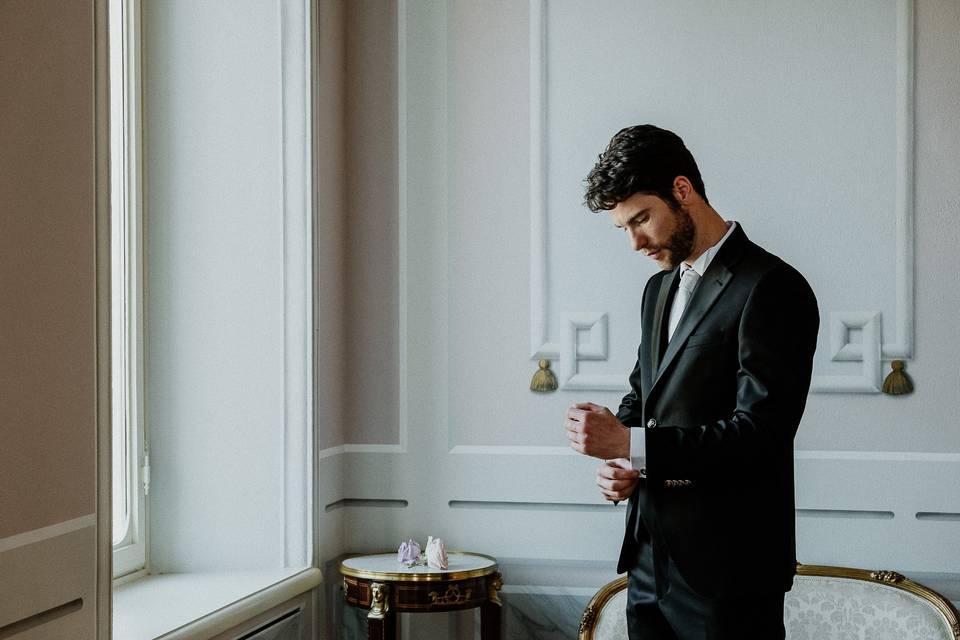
[584,124,708,212]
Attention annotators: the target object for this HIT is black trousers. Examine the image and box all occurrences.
[626,543,785,640]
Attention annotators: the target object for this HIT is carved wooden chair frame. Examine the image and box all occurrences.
[578,563,960,640]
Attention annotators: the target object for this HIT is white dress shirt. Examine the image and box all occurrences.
[628,221,738,470]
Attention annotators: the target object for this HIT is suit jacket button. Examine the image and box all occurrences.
[646,418,658,429]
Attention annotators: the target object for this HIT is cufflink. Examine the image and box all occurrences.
[646,418,658,429]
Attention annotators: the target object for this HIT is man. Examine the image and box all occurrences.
[564,125,819,639]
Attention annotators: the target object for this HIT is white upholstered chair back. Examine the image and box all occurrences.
[579,565,960,640]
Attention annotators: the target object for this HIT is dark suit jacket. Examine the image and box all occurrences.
[615,224,819,599]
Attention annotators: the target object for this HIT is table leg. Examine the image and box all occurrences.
[367,611,398,640]
[480,600,501,640]
[481,572,504,640]
[367,582,398,640]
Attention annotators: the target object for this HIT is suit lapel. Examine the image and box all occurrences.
[649,268,678,379]
[651,225,749,391]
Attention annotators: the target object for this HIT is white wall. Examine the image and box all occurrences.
[325,0,960,621]
[144,0,312,573]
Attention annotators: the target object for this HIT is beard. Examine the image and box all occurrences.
[657,204,696,269]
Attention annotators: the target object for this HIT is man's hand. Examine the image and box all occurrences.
[565,402,630,459]
[597,458,640,502]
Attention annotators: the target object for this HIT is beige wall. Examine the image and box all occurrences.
[0,1,104,638]
[343,0,401,446]
[314,0,400,449]
[0,0,97,540]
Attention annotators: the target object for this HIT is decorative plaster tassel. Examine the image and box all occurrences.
[882,360,913,395]
[530,359,558,393]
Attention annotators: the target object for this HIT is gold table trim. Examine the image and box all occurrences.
[340,551,499,583]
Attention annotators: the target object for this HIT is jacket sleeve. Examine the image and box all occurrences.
[615,273,659,429]
[646,264,819,475]
[616,357,644,429]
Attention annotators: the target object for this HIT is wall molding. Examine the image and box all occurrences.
[528,0,915,394]
[501,585,599,597]
[450,500,623,512]
[396,0,410,453]
[0,515,97,554]
[829,311,880,362]
[317,444,406,460]
[328,0,409,454]
[797,509,894,520]
[810,311,882,393]
[446,446,960,463]
[324,499,408,512]
[280,0,314,569]
[529,0,551,360]
[886,0,917,361]
[808,0,915,393]
[559,312,629,391]
[449,445,574,456]
[795,450,960,463]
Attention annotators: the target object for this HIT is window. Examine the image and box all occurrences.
[110,0,147,579]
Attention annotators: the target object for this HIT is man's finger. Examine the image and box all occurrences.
[574,402,601,412]
[598,463,639,476]
[565,407,588,421]
[597,464,640,480]
[566,416,592,433]
[565,422,586,439]
[597,475,638,491]
[600,487,631,501]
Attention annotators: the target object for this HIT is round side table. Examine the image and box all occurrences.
[340,551,503,640]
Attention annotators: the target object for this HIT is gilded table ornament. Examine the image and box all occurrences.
[530,359,558,392]
[487,572,503,606]
[368,582,390,619]
[340,551,503,638]
[882,359,914,395]
[428,584,471,605]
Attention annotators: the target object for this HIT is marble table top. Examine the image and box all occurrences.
[340,552,498,582]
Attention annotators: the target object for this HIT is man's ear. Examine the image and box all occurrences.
[672,176,693,204]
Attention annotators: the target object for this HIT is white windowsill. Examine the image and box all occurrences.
[112,566,322,640]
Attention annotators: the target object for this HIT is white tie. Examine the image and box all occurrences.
[668,266,700,341]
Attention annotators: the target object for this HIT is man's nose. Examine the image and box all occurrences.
[629,228,646,252]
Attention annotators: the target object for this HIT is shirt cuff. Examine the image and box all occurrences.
[629,427,646,470]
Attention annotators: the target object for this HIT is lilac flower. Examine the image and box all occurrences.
[397,539,421,564]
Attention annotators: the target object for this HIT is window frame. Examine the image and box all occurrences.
[110,0,147,580]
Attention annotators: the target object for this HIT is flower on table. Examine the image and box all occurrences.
[425,536,448,570]
[397,539,421,565]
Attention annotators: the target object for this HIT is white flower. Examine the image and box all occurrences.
[425,536,448,570]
